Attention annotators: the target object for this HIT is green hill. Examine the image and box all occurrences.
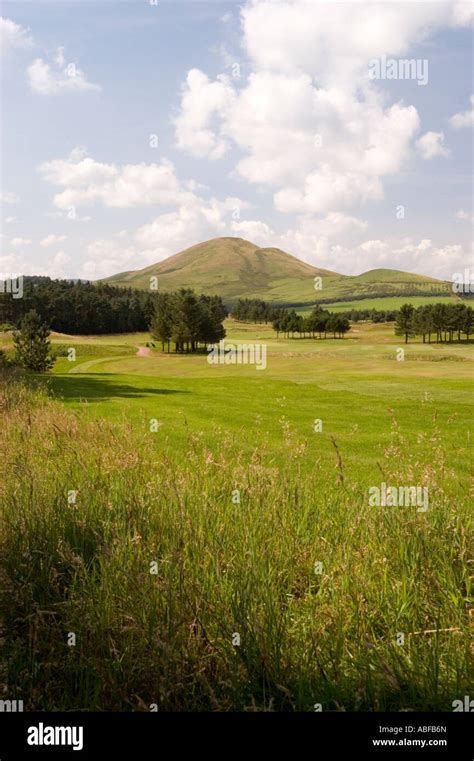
[316,268,452,304]
[102,236,453,305]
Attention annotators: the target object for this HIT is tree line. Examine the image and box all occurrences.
[273,306,350,339]
[0,278,154,334]
[231,298,406,326]
[395,303,473,343]
[0,287,228,371]
[308,287,454,304]
[151,290,227,352]
[338,308,398,323]
[231,298,284,324]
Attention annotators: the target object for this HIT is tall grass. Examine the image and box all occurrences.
[0,374,471,711]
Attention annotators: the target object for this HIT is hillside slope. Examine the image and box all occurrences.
[102,237,451,304]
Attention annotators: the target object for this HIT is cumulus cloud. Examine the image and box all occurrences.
[230,219,275,246]
[1,191,19,204]
[39,149,192,209]
[10,237,32,247]
[51,250,71,266]
[449,95,474,129]
[0,17,32,57]
[173,0,471,216]
[278,223,467,278]
[81,240,144,280]
[39,149,251,269]
[0,253,29,275]
[416,131,449,159]
[40,234,67,247]
[135,196,247,250]
[455,209,474,222]
[173,69,235,159]
[27,47,101,95]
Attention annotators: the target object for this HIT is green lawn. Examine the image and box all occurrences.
[32,319,473,484]
[298,295,460,314]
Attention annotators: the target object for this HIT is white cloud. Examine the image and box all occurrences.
[455,209,474,222]
[449,95,474,129]
[0,17,32,57]
[10,237,32,247]
[81,239,146,280]
[173,69,235,159]
[40,235,66,248]
[278,223,467,278]
[274,168,385,214]
[276,212,368,259]
[40,148,114,189]
[359,239,390,255]
[1,191,19,204]
[135,196,247,251]
[316,212,368,235]
[173,0,471,217]
[52,251,71,266]
[27,48,101,95]
[40,234,67,247]
[0,253,29,274]
[0,249,71,280]
[239,1,453,86]
[416,131,449,159]
[40,149,192,209]
[452,2,474,25]
[230,219,274,246]
[4,216,16,224]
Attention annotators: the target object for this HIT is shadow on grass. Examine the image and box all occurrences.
[34,373,190,403]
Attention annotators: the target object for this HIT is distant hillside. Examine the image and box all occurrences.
[102,237,453,305]
[315,268,452,304]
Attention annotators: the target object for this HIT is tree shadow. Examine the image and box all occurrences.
[34,373,190,403]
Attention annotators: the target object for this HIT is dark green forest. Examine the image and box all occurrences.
[0,278,154,334]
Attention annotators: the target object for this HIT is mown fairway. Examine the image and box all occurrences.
[298,295,460,314]
[0,320,472,711]
[42,319,472,483]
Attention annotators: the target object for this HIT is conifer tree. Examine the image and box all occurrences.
[13,310,53,371]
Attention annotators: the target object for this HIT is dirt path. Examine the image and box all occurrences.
[136,346,152,357]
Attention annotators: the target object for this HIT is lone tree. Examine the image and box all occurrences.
[13,310,53,371]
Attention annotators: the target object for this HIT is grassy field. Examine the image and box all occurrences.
[2,320,468,481]
[298,295,461,314]
[0,319,472,711]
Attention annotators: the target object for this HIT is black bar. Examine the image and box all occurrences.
[0,712,471,759]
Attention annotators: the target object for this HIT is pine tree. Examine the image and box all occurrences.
[13,310,53,371]
[395,304,415,344]
[151,295,173,352]
[461,305,473,342]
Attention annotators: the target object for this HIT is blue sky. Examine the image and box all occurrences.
[1,0,473,281]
